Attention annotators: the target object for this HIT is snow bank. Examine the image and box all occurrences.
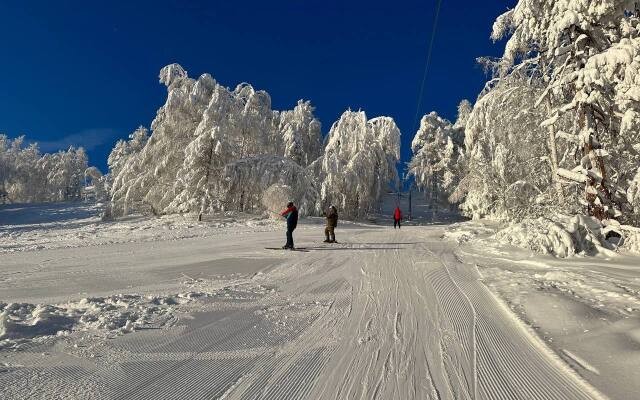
[0,293,183,349]
[442,221,497,244]
[0,282,273,350]
[479,264,640,318]
[494,215,619,258]
[0,202,277,253]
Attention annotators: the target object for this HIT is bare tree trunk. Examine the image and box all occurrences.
[201,139,217,216]
[581,107,611,220]
[545,98,565,204]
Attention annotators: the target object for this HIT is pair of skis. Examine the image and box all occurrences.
[265,241,339,252]
[265,248,309,252]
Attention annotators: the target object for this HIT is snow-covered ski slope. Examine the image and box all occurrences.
[1,203,610,399]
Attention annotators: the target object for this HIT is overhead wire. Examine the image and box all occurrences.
[411,0,443,134]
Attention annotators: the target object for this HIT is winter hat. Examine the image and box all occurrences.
[287,201,294,207]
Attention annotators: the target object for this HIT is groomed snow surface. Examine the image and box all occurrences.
[1,202,638,399]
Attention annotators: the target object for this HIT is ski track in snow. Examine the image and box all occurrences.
[0,226,608,399]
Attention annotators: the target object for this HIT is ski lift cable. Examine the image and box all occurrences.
[411,0,443,134]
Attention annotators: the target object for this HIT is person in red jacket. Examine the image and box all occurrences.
[393,206,402,229]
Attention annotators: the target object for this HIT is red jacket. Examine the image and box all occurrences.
[280,206,298,230]
[280,206,296,217]
[394,207,402,220]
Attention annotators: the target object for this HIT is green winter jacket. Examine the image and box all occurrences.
[325,208,338,228]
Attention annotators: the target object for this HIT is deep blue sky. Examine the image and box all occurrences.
[1,0,512,172]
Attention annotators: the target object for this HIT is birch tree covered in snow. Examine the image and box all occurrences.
[110,65,216,216]
[222,156,318,215]
[84,166,108,201]
[314,110,401,218]
[0,135,89,203]
[278,100,323,167]
[453,75,560,220]
[107,126,149,179]
[107,65,403,218]
[491,0,640,223]
[108,64,326,217]
[408,103,466,207]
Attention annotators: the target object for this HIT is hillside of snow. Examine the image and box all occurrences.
[1,201,639,398]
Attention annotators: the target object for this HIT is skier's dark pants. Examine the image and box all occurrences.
[286,229,294,248]
[394,219,401,229]
[325,226,335,242]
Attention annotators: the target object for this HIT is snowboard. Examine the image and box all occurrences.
[265,247,309,252]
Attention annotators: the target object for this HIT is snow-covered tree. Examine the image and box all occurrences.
[108,65,403,219]
[278,100,323,167]
[261,184,296,216]
[453,99,472,130]
[107,126,149,178]
[492,0,640,222]
[109,64,325,217]
[0,135,18,201]
[45,147,88,201]
[315,110,401,218]
[0,138,8,201]
[453,76,557,220]
[84,167,108,201]
[109,66,216,216]
[221,155,318,215]
[408,109,465,206]
[0,135,90,203]
[7,137,41,201]
[629,169,640,218]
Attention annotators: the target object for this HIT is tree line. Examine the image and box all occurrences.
[0,135,88,203]
[409,1,640,227]
[4,1,640,229]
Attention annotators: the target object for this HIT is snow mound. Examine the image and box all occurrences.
[495,215,618,258]
[443,221,496,243]
[0,291,208,349]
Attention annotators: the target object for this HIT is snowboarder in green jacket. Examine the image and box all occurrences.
[323,205,338,243]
